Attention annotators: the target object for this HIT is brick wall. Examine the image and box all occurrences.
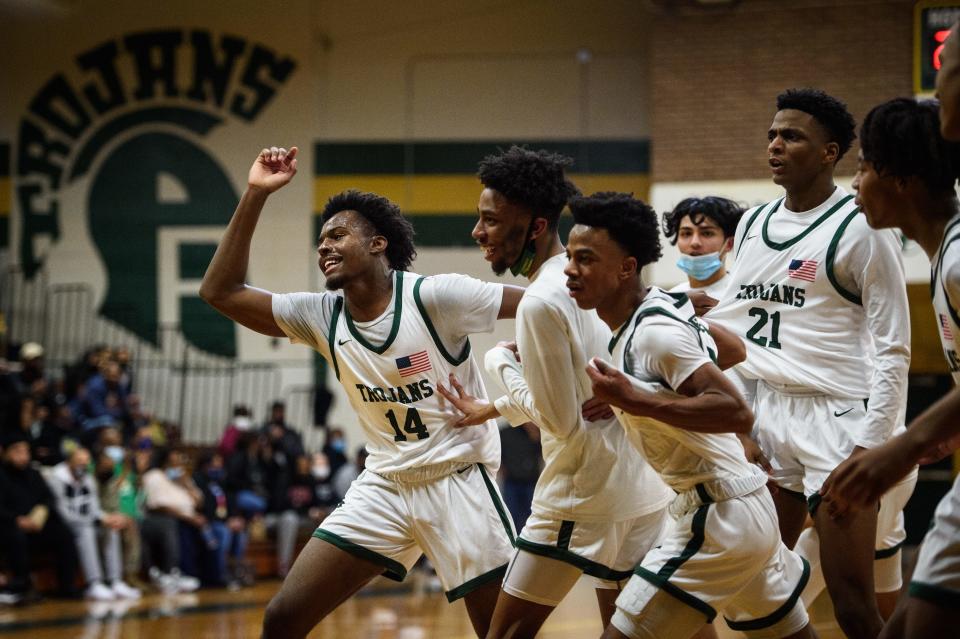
[650,0,914,182]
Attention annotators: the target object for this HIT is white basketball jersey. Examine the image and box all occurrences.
[611,288,760,492]
[932,215,960,384]
[708,188,883,398]
[320,271,500,474]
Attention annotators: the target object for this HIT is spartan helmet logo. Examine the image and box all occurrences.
[88,120,238,356]
[15,30,296,358]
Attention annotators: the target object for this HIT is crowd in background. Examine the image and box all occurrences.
[0,341,369,606]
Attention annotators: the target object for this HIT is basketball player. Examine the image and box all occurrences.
[440,146,676,639]
[703,89,912,639]
[200,146,522,638]
[664,196,743,299]
[561,190,815,639]
[821,84,960,638]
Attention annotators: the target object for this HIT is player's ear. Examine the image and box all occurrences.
[823,141,840,165]
[369,234,388,256]
[529,216,549,241]
[621,255,638,279]
[722,236,734,255]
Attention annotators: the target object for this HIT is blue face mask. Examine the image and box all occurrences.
[330,439,346,453]
[677,252,723,281]
[105,446,125,465]
[166,467,184,480]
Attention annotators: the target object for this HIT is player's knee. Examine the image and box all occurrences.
[262,593,303,639]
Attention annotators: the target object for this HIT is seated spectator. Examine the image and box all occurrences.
[322,426,348,478]
[140,447,201,594]
[81,360,130,433]
[262,400,305,464]
[226,433,272,519]
[15,342,57,411]
[270,454,329,578]
[32,402,80,466]
[94,428,143,587]
[333,446,368,501]
[311,452,338,512]
[218,404,254,458]
[194,450,252,588]
[0,431,80,602]
[47,447,140,600]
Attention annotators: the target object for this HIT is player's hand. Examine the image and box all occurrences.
[686,291,719,316]
[585,357,635,412]
[736,433,772,474]
[437,373,498,427]
[248,146,298,193]
[581,397,614,422]
[821,442,906,519]
[495,341,520,362]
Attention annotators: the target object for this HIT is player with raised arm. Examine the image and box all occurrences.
[200,146,522,638]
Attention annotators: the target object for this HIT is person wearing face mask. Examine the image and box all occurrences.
[140,447,202,593]
[95,441,144,591]
[663,196,744,301]
[311,452,338,511]
[47,447,140,600]
[321,427,348,478]
[218,404,254,458]
[194,450,251,587]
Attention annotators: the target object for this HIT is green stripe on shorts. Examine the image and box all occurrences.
[725,557,810,631]
[313,528,407,582]
[444,564,508,602]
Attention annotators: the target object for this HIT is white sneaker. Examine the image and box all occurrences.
[148,567,178,595]
[169,568,199,593]
[85,582,117,601]
[111,581,142,600]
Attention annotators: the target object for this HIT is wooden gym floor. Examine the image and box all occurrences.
[0,576,846,639]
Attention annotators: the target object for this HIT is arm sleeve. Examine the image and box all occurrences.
[628,322,712,392]
[511,295,581,439]
[836,225,910,448]
[420,274,504,339]
[272,292,332,354]
[484,347,540,427]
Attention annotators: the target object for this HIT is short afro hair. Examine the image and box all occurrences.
[777,88,857,161]
[861,98,960,195]
[477,146,580,229]
[569,192,662,271]
[321,190,416,271]
[662,196,744,245]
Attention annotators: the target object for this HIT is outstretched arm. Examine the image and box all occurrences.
[200,146,299,337]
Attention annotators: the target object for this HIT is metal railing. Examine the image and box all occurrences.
[1,266,322,446]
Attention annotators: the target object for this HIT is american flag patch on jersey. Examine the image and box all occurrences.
[396,351,432,377]
[941,314,954,340]
[788,259,818,282]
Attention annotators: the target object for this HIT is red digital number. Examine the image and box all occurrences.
[934,29,952,71]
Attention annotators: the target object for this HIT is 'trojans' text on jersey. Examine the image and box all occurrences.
[735,283,806,307]
[356,381,435,404]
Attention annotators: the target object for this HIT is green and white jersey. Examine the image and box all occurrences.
[486,255,672,522]
[610,287,765,494]
[707,187,910,448]
[273,270,502,475]
[932,214,960,384]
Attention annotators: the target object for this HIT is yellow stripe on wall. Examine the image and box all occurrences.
[0,177,10,216]
[314,174,650,213]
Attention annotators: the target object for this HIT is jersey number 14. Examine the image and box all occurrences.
[385,408,430,441]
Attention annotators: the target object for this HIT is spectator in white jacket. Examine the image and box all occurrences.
[47,447,140,600]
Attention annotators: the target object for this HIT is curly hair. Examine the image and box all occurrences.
[477,146,580,229]
[321,190,416,271]
[861,98,960,195]
[569,192,662,271]
[777,88,857,160]
[662,196,744,246]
